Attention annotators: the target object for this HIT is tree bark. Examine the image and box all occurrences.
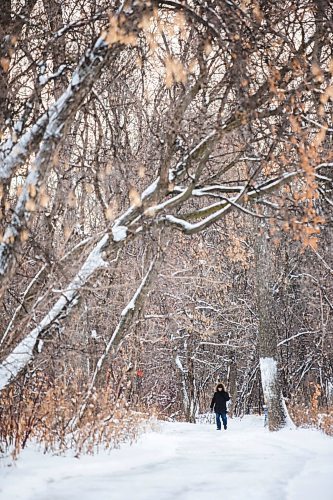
[175,333,198,423]
[227,352,237,417]
[254,222,289,431]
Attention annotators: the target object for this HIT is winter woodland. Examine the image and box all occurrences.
[0,0,332,466]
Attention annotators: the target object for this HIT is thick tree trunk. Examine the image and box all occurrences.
[254,224,289,431]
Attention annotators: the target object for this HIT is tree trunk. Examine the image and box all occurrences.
[227,352,237,417]
[254,223,289,431]
[186,349,198,423]
[175,334,198,423]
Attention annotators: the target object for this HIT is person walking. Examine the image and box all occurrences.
[210,383,230,430]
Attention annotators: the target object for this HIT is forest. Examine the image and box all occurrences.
[0,0,332,458]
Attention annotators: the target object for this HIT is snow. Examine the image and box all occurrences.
[0,32,109,185]
[149,189,188,213]
[120,258,156,317]
[38,65,67,86]
[111,178,159,233]
[260,356,278,400]
[164,201,231,233]
[90,329,98,339]
[0,416,332,500]
[175,354,185,372]
[111,224,128,242]
[0,114,49,181]
[248,172,297,196]
[142,178,159,198]
[71,72,80,87]
[175,355,190,409]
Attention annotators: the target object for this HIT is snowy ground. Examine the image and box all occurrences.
[1,415,332,500]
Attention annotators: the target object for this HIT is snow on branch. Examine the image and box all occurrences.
[0,264,47,348]
[163,186,246,234]
[175,355,185,373]
[248,172,297,197]
[0,35,113,279]
[0,33,110,183]
[164,202,232,234]
[111,179,159,241]
[161,170,300,234]
[0,114,49,181]
[0,235,109,391]
[190,184,244,196]
[0,3,157,279]
[277,330,319,346]
[145,184,194,215]
[38,64,68,86]
[111,133,218,241]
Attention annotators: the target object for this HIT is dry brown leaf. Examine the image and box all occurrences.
[85,183,94,194]
[105,201,117,220]
[165,57,187,88]
[0,58,10,73]
[25,199,36,211]
[67,191,77,208]
[129,187,142,207]
[138,165,145,178]
[20,229,29,242]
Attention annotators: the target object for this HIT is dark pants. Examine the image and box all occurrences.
[215,411,227,430]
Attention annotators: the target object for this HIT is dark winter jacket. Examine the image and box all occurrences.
[210,390,230,413]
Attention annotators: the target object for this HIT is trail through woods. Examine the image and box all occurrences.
[1,416,332,500]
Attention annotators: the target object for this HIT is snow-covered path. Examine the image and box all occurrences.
[1,416,332,500]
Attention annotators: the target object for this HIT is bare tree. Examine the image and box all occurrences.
[0,1,332,443]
